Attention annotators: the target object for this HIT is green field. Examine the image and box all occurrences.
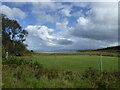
[33,55,118,73]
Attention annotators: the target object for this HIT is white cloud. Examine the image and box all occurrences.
[24,25,74,51]
[25,25,54,41]
[89,3,118,25]
[72,9,84,17]
[31,2,59,24]
[6,2,28,7]
[56,19,69,31]
[60,8,71,17]
[1,5,26,19]
[35,11,56,24]
[72,2,90,8]
[31,2,57,12]
[31,2,73,24]
[77,17,89,25]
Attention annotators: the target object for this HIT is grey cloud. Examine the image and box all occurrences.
[69,3,118,43]
[71,25,118,42]
[55,39,73,45]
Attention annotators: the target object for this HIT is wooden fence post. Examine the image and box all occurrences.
[100,54,102,72]
[6,52,8,59]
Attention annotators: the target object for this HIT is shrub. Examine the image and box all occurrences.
[2,57,43,70]
[3,57,29,65]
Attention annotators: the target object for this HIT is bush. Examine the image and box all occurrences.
[2,57,43,70]
[2,47,6,58]
[3,57,28,65]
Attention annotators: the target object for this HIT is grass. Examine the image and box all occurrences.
[33,55,118,73]
[2,54,119,88]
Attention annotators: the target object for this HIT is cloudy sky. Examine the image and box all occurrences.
[1,2,118,52]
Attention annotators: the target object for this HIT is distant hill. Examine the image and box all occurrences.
[95,46,120,51]
[77,46,120,53]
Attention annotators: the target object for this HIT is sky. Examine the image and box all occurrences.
[1,2,118,52]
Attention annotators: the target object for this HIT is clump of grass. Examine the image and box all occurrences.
[82,67,120,88]
[3,64,87,88]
